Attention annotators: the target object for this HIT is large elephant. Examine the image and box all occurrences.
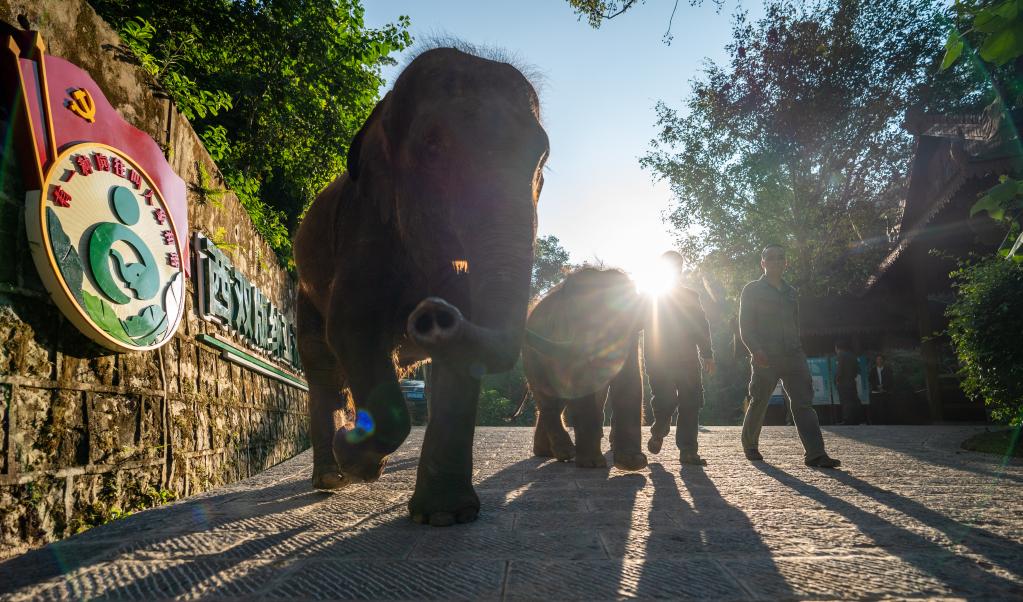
[293,47,549,526]
[522,268,648,470]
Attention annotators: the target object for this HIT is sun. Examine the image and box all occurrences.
[630,259,680,298]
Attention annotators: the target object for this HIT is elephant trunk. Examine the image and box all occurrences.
[407,199,534,374]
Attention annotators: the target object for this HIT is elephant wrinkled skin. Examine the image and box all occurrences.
[293,48,549,526]
[522,268,648,471]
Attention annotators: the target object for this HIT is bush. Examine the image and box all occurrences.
[947,258,1023,424]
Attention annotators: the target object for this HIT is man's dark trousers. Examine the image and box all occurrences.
[648,362,703,456]
[838,384,865,424]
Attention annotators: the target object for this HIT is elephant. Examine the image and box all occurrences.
[521,267,648,470]
[293,47,549,526]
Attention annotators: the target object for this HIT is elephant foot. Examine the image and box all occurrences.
[408,476,480,527]
[533,427,554,457]
[311,463,349,490]
[549,432,575,462]
[613,450,648,471]
[332,428,389,483]
[575,447,608,468]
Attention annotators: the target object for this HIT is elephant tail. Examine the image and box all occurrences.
[506,386,532,421]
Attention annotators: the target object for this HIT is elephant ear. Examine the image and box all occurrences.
[346,92,394,224]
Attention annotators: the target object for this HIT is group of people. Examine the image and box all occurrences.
[643,244,844,469]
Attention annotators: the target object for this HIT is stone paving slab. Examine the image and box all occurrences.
[1,425,1021,600]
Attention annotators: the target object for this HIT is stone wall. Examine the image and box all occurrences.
[0,0,309,558]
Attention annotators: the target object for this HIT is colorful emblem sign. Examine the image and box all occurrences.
[3,32,188,352]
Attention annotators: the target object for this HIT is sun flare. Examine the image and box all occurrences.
[630,259,680,298]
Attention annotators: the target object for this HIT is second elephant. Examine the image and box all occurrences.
[522,267,648,470]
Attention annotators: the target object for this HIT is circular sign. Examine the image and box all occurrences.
[25,143,186,352]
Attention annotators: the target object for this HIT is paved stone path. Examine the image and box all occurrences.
[1,425,1021,600]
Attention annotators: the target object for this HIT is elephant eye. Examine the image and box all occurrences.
[420,127,449,158]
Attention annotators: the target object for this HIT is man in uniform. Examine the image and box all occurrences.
[645,251,716,465]
[738,245,840,468]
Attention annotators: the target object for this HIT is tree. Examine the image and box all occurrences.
[947,257,1023,424]
[90,0,412,266]
[640,0,977,296]
[532,235,572,298]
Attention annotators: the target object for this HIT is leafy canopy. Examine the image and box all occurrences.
[640,0,974,295]
[532,235,573,298]
[90,0,412,267]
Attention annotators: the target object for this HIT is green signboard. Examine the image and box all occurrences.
[193,233,301,372]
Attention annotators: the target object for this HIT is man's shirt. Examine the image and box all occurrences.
[738,275,802,357]
[645,285,713,369]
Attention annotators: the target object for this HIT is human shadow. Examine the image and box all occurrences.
[826,426,1023,485]
[626,463,794,599]
[823,469,1023,577]
[755,463,1023,600]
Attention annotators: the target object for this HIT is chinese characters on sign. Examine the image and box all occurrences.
[194,234,302,372]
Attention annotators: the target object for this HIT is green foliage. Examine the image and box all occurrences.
[91,0,412,267]
[940,2,1023,260]
[970,174,1023,260]
[73,486,177,533]
[477,389,518,426]
[193,161,226,208]
[477,357,534,426]
[942,0,1023,71]
[640,0,975,296]
[947,257,1023,424]
[532,235,572,298]
[117,17,233,121]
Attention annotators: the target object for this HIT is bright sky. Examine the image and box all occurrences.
[363,1,755,278]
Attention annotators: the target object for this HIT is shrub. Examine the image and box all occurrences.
[947,257,1023,424]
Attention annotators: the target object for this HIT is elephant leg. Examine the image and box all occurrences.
[610,339,647,471]
[296,292,347,490]
[570,393,607,468]
[535,397,574,461]
[408,358,481,526]
[328,314,410,484]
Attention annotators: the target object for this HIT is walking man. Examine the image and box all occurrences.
[645,251,716,465]
[738,245,840,468]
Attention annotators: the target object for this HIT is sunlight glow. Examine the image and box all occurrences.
[630,258,680,298]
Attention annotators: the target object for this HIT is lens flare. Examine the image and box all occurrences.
[630,259,679,298]
[344,409,376,444]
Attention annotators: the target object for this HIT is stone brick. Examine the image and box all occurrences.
[169,399,198,453]
[59,354,116,388]
[0,304,54,380]
[196,347,218,398]
[88,394,140,465]
[138,396,165,461]
[34,390,88,470]
[0,476,67,552]
[12,386,54,472]
[163,337,180,395]
[118,351,162,391]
